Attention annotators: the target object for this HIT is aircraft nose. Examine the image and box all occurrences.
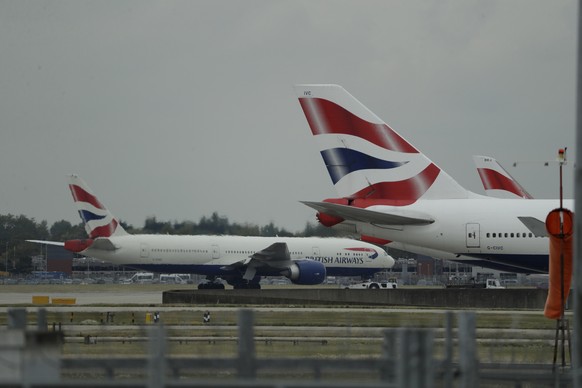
[384,253,395,268]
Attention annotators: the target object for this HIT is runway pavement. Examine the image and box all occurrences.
[0,290,163,305]
[0,284,555,316]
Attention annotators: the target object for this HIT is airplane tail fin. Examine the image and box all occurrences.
[68,175,128,238]
[294,84,471,204]
[473,156,533,199]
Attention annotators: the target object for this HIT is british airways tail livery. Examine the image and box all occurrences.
[473,155,533,199]
[295,84,571,274]
[29,175,394,289]
[296,84,470,203]
[69,175,129,238]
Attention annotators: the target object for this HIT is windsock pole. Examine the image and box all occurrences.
[544,149,573,368]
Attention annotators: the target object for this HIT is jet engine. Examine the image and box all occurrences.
[285,260,326,285]
[64,239,93,253]
[65,239,93,253]
[317,212,344,227]
[317,198,348,227]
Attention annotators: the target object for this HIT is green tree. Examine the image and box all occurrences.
[144,216,166,234]
[299,222,344,237]
[173,221,197,235]
[0,214,51,274]
[50,220,86,240]
[199,212,229,234]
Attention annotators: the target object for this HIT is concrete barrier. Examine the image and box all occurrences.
[162,288,548,309]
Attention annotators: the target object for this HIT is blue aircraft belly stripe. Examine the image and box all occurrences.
[115,264,386,278]
[461,253,548,273]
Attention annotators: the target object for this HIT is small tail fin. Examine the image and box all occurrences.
[294,84,471,204]
[472,156,533,199]
[68,175,128,238]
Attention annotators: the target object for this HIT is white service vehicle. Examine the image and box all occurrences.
[345,281,398,289]
[160,273,191,284]
[445,278,505,289]
[485,278,505,289]
[121,272,154,284]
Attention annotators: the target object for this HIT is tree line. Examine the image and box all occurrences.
[0,212,344,274]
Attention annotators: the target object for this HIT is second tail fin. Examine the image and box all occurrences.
[68,175,128,238]
[473,156,533,199]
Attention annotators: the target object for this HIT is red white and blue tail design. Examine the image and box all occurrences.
[473,156,532,199]
[295,84,470,203]
[68,175,128,238]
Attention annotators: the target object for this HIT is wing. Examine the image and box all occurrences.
[249,242,291,263]
[517,217,548,237]
[221,242,292,280]
[27,238,117,252]
[301,201,435,226]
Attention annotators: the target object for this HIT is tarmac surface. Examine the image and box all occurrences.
[0,290,163,305]
[0,286,556,316]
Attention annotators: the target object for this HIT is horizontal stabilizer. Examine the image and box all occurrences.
[518,217,548,237]
[90,238,118,251]
[26,240,65,247]
[301,201,434,226]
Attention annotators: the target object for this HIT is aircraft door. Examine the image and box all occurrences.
[140,243,149,258]
[211,244,220,259]
[312,247,320,257]
[465,223,480,248]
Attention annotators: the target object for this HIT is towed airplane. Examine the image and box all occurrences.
[294,84,570,274]
[29,175,394,289]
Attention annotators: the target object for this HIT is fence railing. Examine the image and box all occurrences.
[0,308,573,387]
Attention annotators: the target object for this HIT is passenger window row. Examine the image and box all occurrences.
[485,232,536,238]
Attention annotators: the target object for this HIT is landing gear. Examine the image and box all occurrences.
[197,276,225,290]
[197,282,225,290]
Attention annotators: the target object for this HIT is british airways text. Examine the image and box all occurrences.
[309,256,365,265]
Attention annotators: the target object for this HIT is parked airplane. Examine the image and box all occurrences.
[294,84,570,274]
[28,175,394,289]
[473,155,533,199]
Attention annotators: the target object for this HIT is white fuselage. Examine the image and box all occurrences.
[82,235,394,277]
[347,198,571,273]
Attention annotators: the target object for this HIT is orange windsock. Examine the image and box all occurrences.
[543,208,574,319]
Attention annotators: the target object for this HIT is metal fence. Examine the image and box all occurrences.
[0,308,574,387]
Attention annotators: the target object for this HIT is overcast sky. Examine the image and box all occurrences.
[0,1,577,233]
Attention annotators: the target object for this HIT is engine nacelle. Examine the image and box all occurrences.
[317,212,344,227]
[316,198,348,227]
[286,260,326,285]
[64,239,93,253]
